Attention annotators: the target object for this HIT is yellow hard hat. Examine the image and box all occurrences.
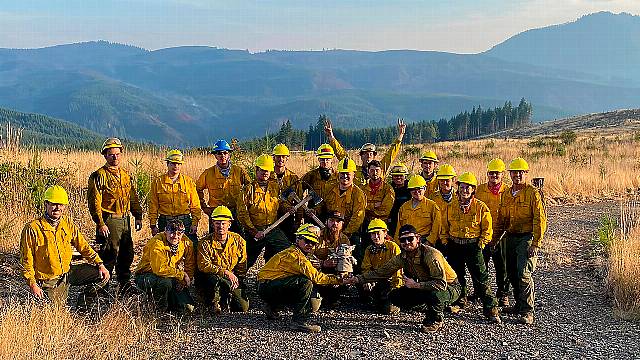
[487,158,506,172]
[367,218,388,233]
[272,143,290,156]
[407,174,427,189]
[420,150,438,162]
[316,144,335,159]
[457,172,478,187]
[508,157,530,171]
[211,206,234,221]
[43,185,69,205]
[359,143,377,154]
[390,163,409,176]
[337,158,357,173]
[254,154,275,172]
[436,164,456,179]
[295,223,321,243]
[101,137,123,153]
[165,149,185,164]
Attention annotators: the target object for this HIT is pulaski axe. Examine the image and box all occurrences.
[257,188,325,241]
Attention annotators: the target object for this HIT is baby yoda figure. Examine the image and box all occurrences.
[331,244,357,276]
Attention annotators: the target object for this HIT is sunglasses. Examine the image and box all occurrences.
[302,238,316,245]
[399,235,416,243]
[215,151,230,156]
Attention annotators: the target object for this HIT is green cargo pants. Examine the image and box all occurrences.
[246,227,291,269]
[258,276,315,322]
[389,281,461,323]
[196,273,249,312]
[38,263,107,306]
[447,241,498,310]
[96,214,134,284]
[505,233,537,314]
[483,239,511,298]
[134,273,194,312]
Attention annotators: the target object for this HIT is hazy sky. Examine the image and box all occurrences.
[1,0,639,53]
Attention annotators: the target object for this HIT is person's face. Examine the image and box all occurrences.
[166,228,184,245]
[318,157,332,169]
[420,160,437,174]
[487,171,503,186]
[410,187,425,201]
[256,167,271,182]
[370,230,387,245]
[213,220,231,239]
[215,151,230,167]
[368,165,382,182]
[45,201,65,220]
[392,174,406,186]
[360,151,375,165]
[438,178,454,193]
[327,217,343,233]
[167,161,182,176]
[296,237,316,254]
[399,233,420,252]
[510,170,528,186]
[273,155,288,168]
[339,172,354,188]
[458,183,475,201]
[103,148,122,167]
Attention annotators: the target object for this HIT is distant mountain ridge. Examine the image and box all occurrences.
[1,12,640,145]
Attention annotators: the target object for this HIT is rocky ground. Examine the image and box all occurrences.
[3,201,640,359]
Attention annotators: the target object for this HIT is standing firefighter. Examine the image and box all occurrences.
[325,119,406,188]
[394,174,441,246]
[237,154,291,269]
[196,139,251,234]
[271,143,302,239]
[20,185,110,305]
[419,150,440,198]
[362,160,395,228]
[134,220,196,313]
[197,206,249,314]
[301,143,337,196]
[346,224,460,333]
[388,163,411,236]
[440,172,501,323]
[258,224,343,333]
[429,164,457,254]
[149,149,201,247]
[496,158,547,325]
[88,137,143,293]
[475,158,510,306]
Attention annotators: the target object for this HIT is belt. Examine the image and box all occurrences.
[103,212,127,219]
[159,214,191,221]
[449,236,479,245]
[506,232,533,237]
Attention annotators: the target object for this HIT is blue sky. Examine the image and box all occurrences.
[1,0,638,52]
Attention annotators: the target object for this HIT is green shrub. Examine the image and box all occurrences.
[592,214,617,251]
[560,130,577,145]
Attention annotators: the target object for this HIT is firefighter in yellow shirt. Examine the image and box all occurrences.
[475,158,510,306]
[258,224,343,333]
[237,154,291,269]
[197,206,249,313]
[301,143,337,197]
[324,118,406,187]
[134,220,195,313]
[360,219,402,315]
[87,137,143,293]
[149,149,201,246]
[394,175,441,246]
[496,158,547,325]
[440,172,501,323]
[419,150,439,198]
[388,163,411,236]
[345,224,460,333]
[20,186,110,305]
[362,160,395,226]
[271,143,302,240]
[196,139,251,234]
[429,164,457,254]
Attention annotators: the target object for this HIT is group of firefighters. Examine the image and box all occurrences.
[19,119,547,334]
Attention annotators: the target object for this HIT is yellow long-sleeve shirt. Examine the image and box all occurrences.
[359,244,456,292]
[362,240,403,288]
[196,164,251,212]
[475,182,507,233]
[258,246,341,285]
[149,173,202,226]
[363,180,396,221]
[394,197,441,245]
[134,233,195,281]
[270,167,302,214]
[440,197,493,248]
[313,229,351,261]
[87,165,143,227]
[197,231,247,277]
[330,138,402,188]
[496,184,547,247]
[420,171,439,199]
[321,182,366,236]
[20,216,103,286]
[236,180,280,232]
[301,167,337,196]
